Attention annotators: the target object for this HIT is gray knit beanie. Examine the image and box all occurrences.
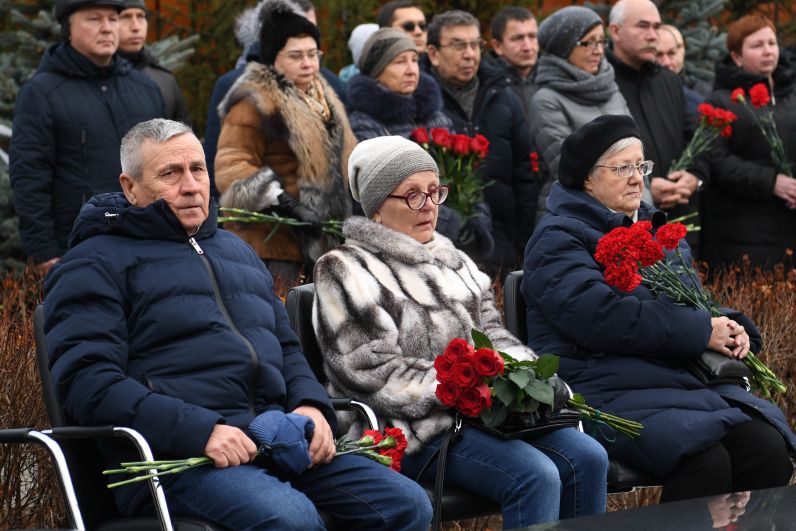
[357,28,418,78]
[538,6,603,59]
[349,136,439,218]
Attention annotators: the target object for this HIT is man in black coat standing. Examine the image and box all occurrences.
[426,9,538,277]
[117,0,189,122]
[607,0,705,249]
[9,0,164,273]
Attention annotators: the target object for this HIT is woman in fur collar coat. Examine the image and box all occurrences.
[313,136,608,527]
[215,0,355,281]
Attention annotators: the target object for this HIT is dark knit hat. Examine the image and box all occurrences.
[258,0,321,65]
[349,136,439,218]
[538,6,602,59]
[358,28,417,78]
[55,0,123,23]
[122,0,150,14]
[558,115,641,189]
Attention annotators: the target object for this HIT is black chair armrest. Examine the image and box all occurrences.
[330,398,379,430]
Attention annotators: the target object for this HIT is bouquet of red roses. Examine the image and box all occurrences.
[594,220,786,399]
[669,102,737,172]
[434,330,643,439]
[410,127,490,221]
[731,84,792,177]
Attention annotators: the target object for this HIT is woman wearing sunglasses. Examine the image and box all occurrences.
[529,6,630,223]
[313,136,609,527]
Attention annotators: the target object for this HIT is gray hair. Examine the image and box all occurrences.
[589,136,643,178]
[120,119,193,180]
[428,10,480,47]
[609,0,627,26]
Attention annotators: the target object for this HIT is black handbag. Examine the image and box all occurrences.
[684,351,752,388]
[418,408,582,530]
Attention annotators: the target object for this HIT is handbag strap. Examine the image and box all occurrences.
[414,415,463,531]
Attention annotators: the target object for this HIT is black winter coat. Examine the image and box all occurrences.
[9,43,164,262]
[522,182,796,477]
[44,193,333,511]
[120,48,189,122]
[702,56,796,269]
[607,50,704,249]
[432,61,538,272]
[347,72,451,140]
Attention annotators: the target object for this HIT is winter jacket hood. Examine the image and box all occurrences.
[713,54,796,98]
[348,72,444,126]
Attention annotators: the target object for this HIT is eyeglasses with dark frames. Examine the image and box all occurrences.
[400,21,427,32]
[438,39,485,53]
[575,39,606,50]
[594,160,654,179]
[278,49,323,63]
[386,185,449,210]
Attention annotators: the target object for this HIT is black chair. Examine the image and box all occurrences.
[502,271,662,492]
[285,283,502,522]
[0,428,84,530]
[34,305,220,531]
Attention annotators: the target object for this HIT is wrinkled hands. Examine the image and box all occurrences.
[773,174,796,210]
[204,424,258,468]
[650,171,699,210]
[293,405,335,466]
[707,491,750,528]
[708,316,751,359]
[276,192,323,238]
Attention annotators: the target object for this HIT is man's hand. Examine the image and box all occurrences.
[204,424,258,468]
[37,257,59,276]
[667,170,700,199]
[773,174,796,209]
[649,177,687,210]
[708,317,750,359]
[293,405,335,466]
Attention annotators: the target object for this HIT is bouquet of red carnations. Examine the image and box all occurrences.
[594,220,786,399]
[669,102,737,172]
[104,427,407,488]
[434,330,643,439]
[731,83,792,177]
[410,127,490,221]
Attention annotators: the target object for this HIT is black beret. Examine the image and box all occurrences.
[558,115,641,189]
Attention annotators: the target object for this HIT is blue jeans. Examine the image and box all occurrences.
[401,427,608,528]
[134,454,432,530]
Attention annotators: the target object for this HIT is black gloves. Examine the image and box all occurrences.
[456,202,495,257]
[542,375,571,421]
[275,192,323,239]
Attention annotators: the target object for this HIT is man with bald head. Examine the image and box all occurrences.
[608,0,705,250]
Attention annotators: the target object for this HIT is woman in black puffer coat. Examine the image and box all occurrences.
[702,14,796,270]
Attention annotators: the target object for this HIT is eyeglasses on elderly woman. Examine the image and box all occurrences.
[593,160,654,179]
[387,185,449,210]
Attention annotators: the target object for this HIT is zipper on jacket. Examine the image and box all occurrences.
[189,237,258,415]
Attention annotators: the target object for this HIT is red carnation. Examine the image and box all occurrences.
[444,337,474,363]
[435,380,460,406]
[470,348,504,377]
[470,134,489,158]
[655,222,688,250]
[410,127,429,144]
[631,220,652,234]
[604,262,642,292]
[730,88,746,104]
[380,448,403,472]
[721,125,732,138]
[749,83,770,108]
[362,429,382,444]
[450,362,480,388]
[430,128,450,148]
[530,151,540,172]
[451,134,472,155]
[383,427,408,453]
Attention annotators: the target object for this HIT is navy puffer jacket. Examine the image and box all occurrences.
[9,43,164,262]
[44,193,333,465]
[522,183,796,477]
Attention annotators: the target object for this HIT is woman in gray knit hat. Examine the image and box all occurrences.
[529,5,631,223]
[313,136,608,527]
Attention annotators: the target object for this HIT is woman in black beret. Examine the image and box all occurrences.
[521,114,795,503]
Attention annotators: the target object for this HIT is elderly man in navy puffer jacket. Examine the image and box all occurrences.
[43,118,431,531]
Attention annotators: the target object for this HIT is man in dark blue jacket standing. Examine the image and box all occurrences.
[9,0,164,273]
[426,10,539,277]
[43,118,432,530]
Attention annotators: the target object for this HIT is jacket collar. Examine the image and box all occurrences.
[40,42,129,79]
[606,47,659,81]
[347,72,444,124]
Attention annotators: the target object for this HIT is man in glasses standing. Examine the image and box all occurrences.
[378,0,428,53]
[426,10,538,278]
[607,0,705,250]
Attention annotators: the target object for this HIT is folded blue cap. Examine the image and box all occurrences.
[249,410,315,475]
